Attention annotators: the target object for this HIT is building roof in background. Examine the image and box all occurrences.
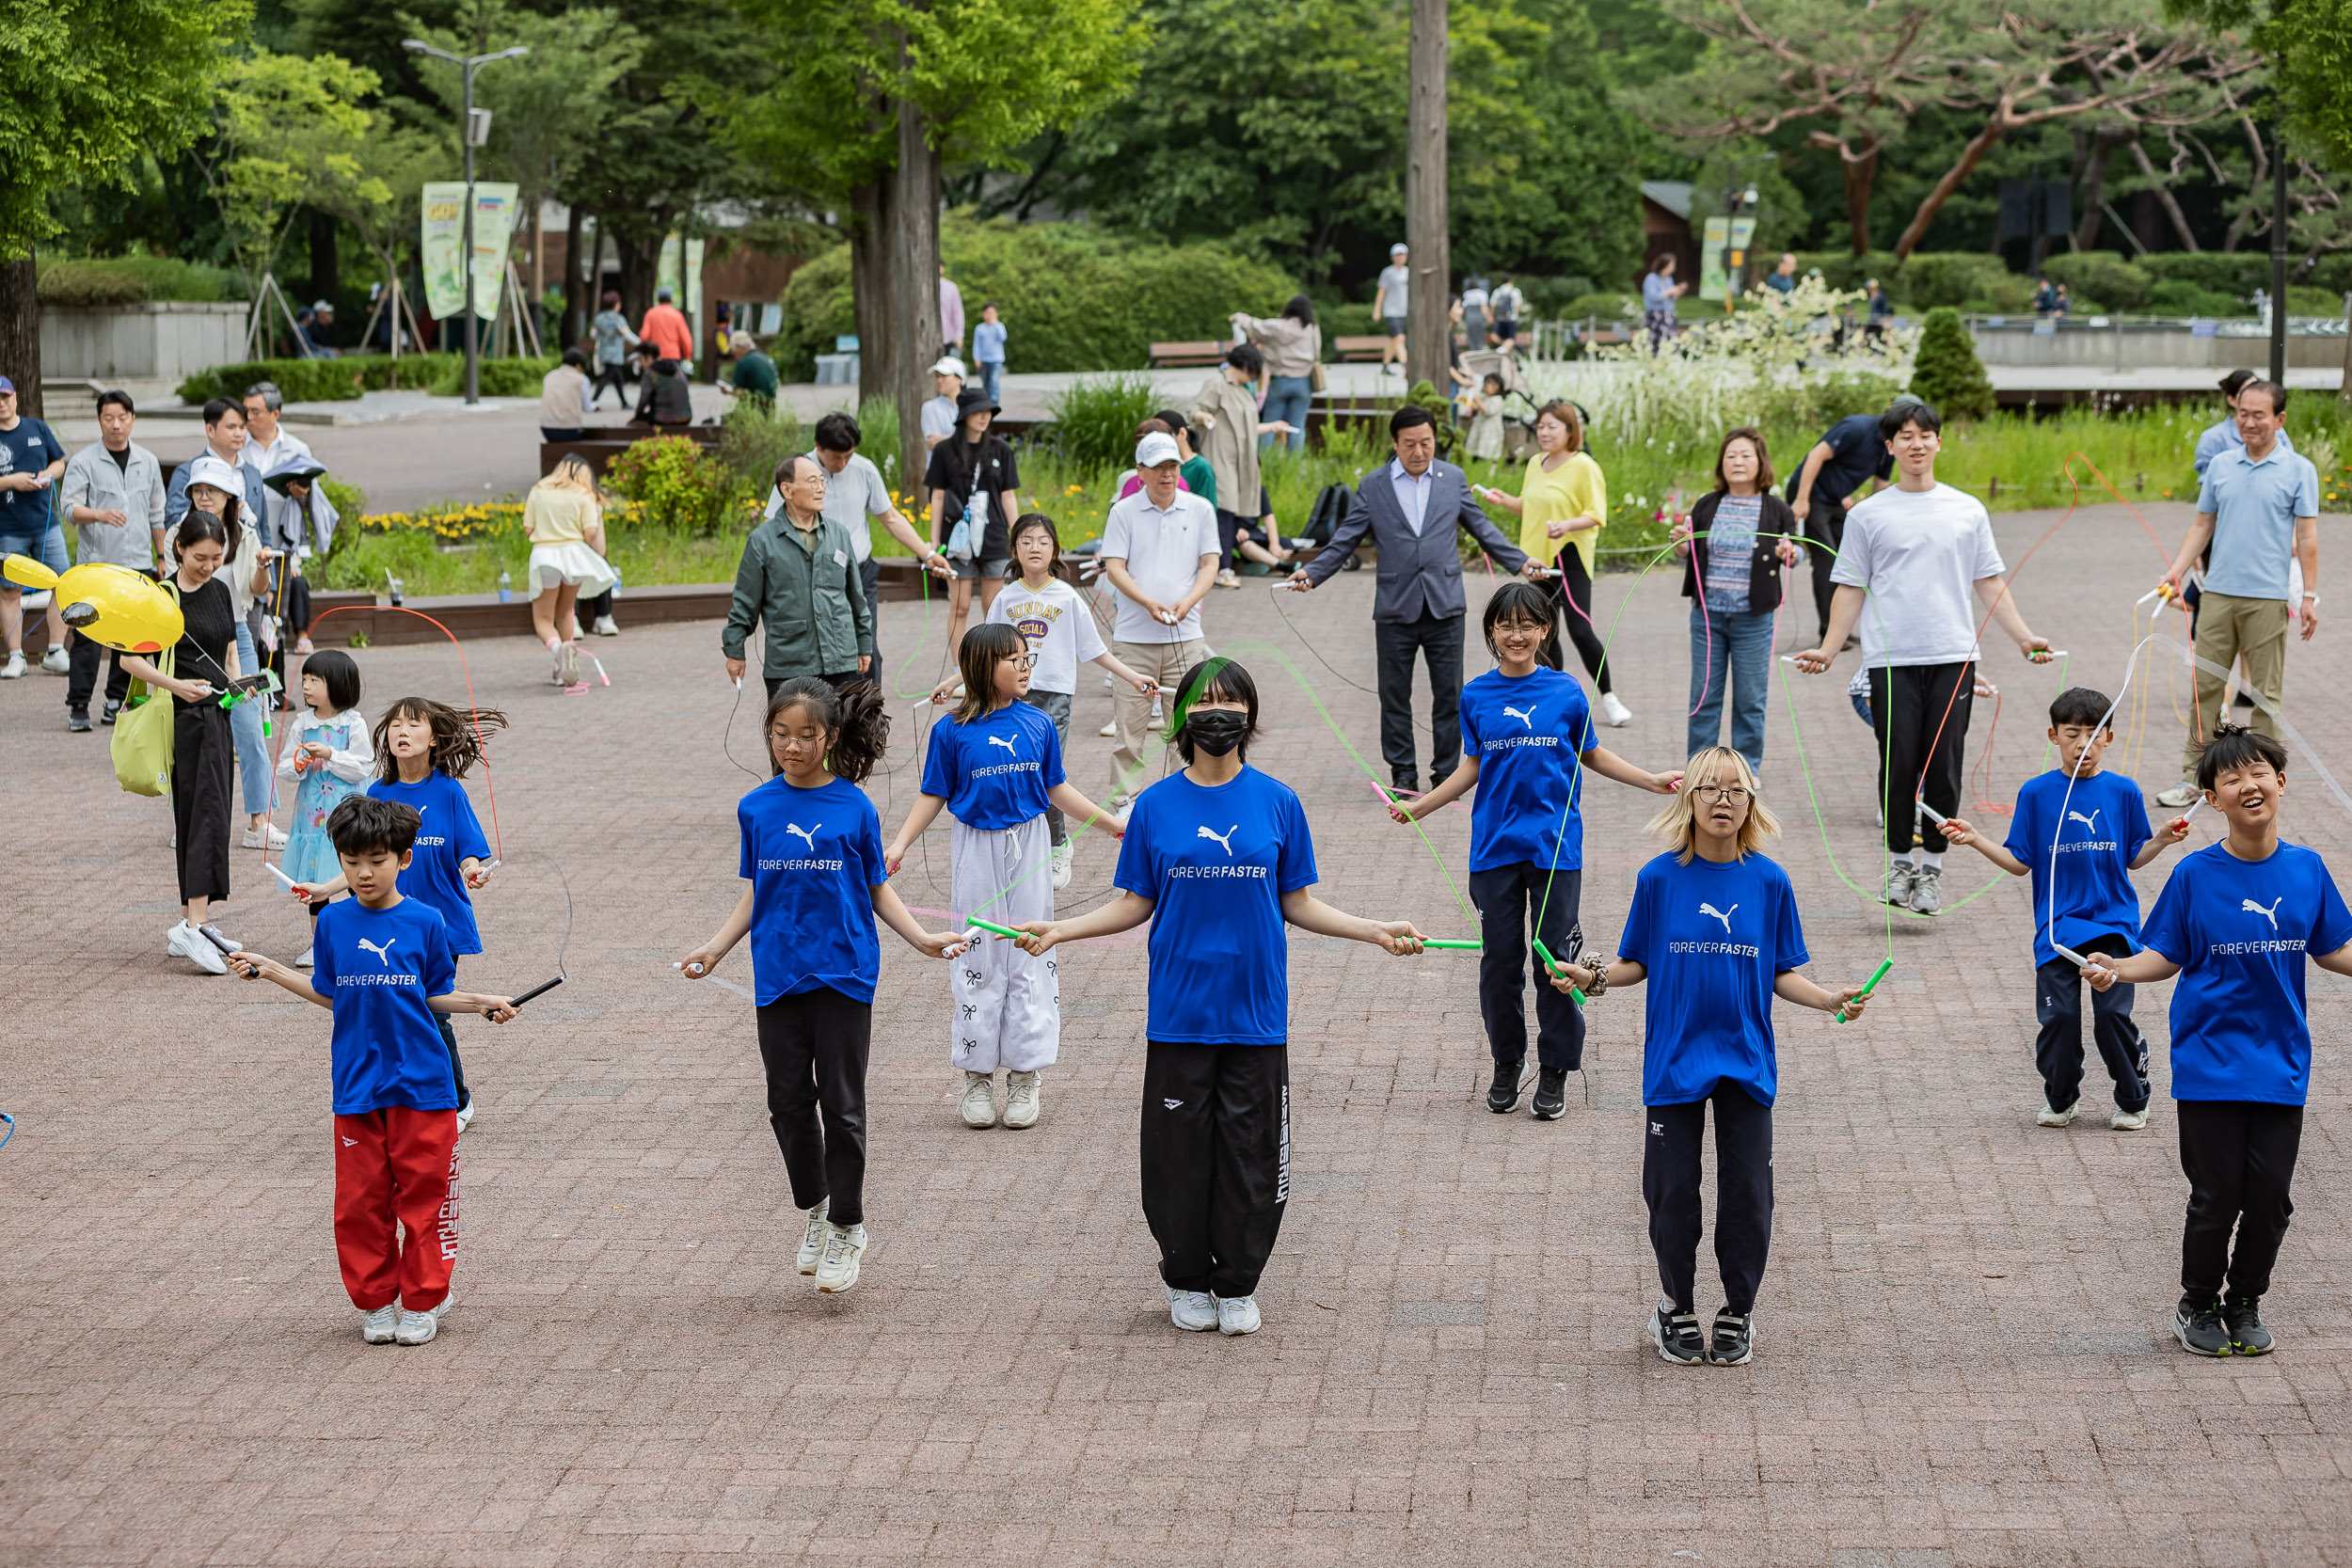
[1640,181,1693,221]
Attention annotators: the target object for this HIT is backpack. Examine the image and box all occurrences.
[1304,483,1362,570]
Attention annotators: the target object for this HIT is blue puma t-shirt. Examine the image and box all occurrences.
[313,895,459,1116]
[2003,768,2153,968]
[739,774,888,1004]
[918,701,1064,830]
[1457,665,1596,873]
[1615,850,1809,1106]
[367,771,491,954]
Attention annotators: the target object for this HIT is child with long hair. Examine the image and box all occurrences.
[961,515,1154,890]
[294,696,509,1132]
[680,677,961,1294]
[1388,579,1681,1120]
[887,623,1124,1131]
[523,455,618,689]
[1552,747,1870,1367]
[275,648,371,969]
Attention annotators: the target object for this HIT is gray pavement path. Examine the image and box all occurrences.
[8,502,2352,1564]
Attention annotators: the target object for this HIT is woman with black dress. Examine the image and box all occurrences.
[924,386,1021,656]
[122,511,245,974]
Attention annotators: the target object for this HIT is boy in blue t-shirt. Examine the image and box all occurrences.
[1942,688,2190,1130]
[2084,724,2352,1358]
[230,796,517,1348]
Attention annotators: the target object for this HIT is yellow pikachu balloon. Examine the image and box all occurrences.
[1,555,183,653]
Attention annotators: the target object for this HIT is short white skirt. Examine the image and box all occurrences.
[527,540,618,595]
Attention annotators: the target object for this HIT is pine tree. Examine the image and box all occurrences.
[1909,307,1995,421]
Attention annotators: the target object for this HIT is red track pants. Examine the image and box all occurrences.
[333,1106,459,1312]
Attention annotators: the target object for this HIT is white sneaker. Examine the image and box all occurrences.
[40,645,69,674]
[1881,857,1916,910]
[814,1223,866,1292]
[1098,718,1119,736]
[358,1303,401,1344]
[558,641,581,687]
[2037,1099,2078,1128]
[1907,863,1944,915]
[295,944,313,969]
[1216,1294,1262,1336]
[393,1292,452,1345]
[241,823,288,849]
[1051,840,1075,890]
[2112,1104,2150,1131]
[961,1070,997,1128]
[454,1098,475,1133]
[2153,781,2201,809]
[1601,692,1633,727]
[1214,568,1241,590]
[167,920,228,974]
[1168,1286,1218,1332]
[1004,1069,1041,1130]
[0,651,23,678]
[592,615,619,636]
[797,1197,831,1275]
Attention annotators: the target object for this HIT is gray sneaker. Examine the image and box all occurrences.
[1881,857,1916,910]
[2154,781,2201,809]
[1908,863,1944,915]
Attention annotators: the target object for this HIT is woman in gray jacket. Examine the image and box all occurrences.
[1229,294,1318,455]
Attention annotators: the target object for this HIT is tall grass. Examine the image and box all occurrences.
[1045,372,1165,470]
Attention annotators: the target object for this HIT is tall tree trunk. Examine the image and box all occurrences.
[1844,140,1880,257]
[562,203,585,347]
[1405,0,1449,388]
[613,231,660,325]
[309,209,341,302]
[890,90,942,499]
[2073,128,2124,251]
[849,176,886,413]
[2129,141,2200,252]
[1894,112,2011,260]
[0,255,39,419]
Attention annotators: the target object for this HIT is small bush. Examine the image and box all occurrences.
[2147,278,2247,317]
[713,400,804,503]
[37,256,243,307]
[2137,252,2268,299]
[1562,292,1639,323]
[177,353,464,404]
[2041,251,2151,311]
[1899,253,2014,309]
[1908,308,1994,420]
[602,436,735,533]
[854,396,905,490]
[426,355,558,397]
[1045,372,1164,471]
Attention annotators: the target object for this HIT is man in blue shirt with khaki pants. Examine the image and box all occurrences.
[2155,379,2322,809]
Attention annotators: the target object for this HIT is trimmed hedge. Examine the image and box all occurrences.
[37,256,243,308]
[773,214,1300,380]
[179,353,479,404]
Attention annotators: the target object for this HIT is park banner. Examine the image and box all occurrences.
[1698,214,1730,302]
[421,182,521,322]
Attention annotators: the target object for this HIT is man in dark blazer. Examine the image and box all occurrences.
[1289,405,1533,791]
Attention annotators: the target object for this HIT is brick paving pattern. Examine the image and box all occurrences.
[7,502,2352,1565]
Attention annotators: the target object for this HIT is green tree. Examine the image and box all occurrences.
[0,0,252,412]
[1907,306,1994,418]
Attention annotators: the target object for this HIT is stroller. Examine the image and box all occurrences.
[1456,346,1542,462]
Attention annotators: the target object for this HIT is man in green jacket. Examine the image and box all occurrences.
[723,454,875,696]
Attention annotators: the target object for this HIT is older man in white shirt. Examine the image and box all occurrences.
[1099,431,1220,804]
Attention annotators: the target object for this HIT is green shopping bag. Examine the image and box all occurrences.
[112,588,178,796]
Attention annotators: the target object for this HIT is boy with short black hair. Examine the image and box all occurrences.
[229,796,516,1346]
[2084,724,2352,1356]
[1943,687,2189,1130]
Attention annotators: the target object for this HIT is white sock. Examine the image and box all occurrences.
[1918,850,1944,870]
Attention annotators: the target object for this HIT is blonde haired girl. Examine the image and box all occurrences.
[522,454,618,688]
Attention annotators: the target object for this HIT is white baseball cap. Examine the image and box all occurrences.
[930,356,966,378]
[1391,242,1409,255]
[1135,432,1181,467]
[182,454,243,497]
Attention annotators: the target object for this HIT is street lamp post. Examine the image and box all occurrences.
[402,40,529,407]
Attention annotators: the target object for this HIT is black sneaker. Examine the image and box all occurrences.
[67,709,92,733]
[1649,1304,1706,1365]
[1531,1065,1567,1119]
[2174,1295,2231,1356]
[101,699,119,725]
[1708,1307,1755,1365]
[2225,1294,2274,1355]
[1486,1057,1524,1114]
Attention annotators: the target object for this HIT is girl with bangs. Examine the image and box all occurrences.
[1553,746,1871,1369]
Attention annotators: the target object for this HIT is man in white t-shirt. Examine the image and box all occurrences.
[771,410,952,693]
[921,358,964,452]
[1374,243,1410,377]
[1792,400,2056,915]
[1098,430,1219,803]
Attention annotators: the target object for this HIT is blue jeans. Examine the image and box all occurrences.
[1686,604,1773,769]
[1260,375,1311,452]
[230,619,275,816]
[977,361,1003,403]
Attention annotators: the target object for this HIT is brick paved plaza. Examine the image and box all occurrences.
[8,501,2352,1566]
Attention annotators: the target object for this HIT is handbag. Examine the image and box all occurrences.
[112,586,178,797]
[944,445,988,561]
[1309,326,1327,393]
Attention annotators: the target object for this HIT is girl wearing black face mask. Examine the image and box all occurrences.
[1016,657,1429,1338]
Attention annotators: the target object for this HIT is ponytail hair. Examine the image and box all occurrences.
[373,694,510,782]
[764,676,891,783]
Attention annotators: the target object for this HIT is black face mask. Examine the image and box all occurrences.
[1184,709,1249,757]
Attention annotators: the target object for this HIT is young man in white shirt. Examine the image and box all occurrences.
[60,388,166,728]
[787,410,952,693]
[1792,401,2056,914]
[1098,431,1219,805]
[1374,244,1410,377]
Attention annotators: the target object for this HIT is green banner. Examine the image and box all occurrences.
[421,181,520,321]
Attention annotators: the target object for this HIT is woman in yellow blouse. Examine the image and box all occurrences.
[521,455,619,689]
[1477,401,1630,726]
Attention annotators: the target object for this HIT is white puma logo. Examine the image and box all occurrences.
[988,735,1020,754]
[1197,824,1237,856]
[785,823,818,851]
[341,1135,358,1148]
[355,936,397,967]
[2067,809,2101,832]
[1163,1098,1184,1110]
[2244,896,2283,930]
[1502,704,1537,729]
[1700,902,1737,934]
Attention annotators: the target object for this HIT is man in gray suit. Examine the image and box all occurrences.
[1289,405,1533,791]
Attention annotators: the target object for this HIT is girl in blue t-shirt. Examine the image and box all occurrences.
[1389,580,1682,1121]
[884,623,1123,1132]
[680,677,960,1296]
[1552,745,1868,1369]
[294,695,508,1132]
[2084,724,2352,1358]
[1015,657,1429,1338]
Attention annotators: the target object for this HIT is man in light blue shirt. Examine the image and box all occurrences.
[2193,368,2296,478]
[2156,379,2321,805]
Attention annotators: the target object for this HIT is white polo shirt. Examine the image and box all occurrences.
[1100,486,1218,643]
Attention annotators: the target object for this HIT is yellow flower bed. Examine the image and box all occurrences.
[358,497,651,544]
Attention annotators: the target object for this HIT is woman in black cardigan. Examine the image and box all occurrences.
[1672,428,1803,770]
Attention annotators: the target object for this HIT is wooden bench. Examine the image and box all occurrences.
[1148,341,1227,369]
[1332,335,1392,362]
